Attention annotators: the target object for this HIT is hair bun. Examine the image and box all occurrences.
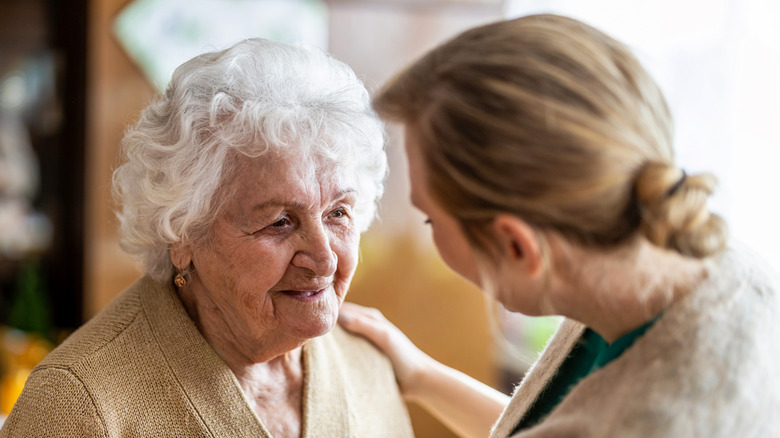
[634,162,727,258]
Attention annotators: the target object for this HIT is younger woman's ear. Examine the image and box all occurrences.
[492,215,543,277]
[169,242,192,271]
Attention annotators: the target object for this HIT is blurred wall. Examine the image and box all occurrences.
[85,1,505,437]
[84,0,148,316]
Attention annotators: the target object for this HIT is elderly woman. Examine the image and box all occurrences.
[339,14,780,438]
[0,38,413,437]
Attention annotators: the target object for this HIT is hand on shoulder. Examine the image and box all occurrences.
[338,302,434,401]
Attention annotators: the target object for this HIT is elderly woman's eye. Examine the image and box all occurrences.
[330,208,348,218]
[271,217,290,227]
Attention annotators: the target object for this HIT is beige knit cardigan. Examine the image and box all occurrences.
[0,277,414,437]
[490,244,780,438]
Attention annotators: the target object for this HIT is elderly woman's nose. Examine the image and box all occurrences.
[291,226,338,277]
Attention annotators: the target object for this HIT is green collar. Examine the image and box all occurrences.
[512,316,658,433]
[590,317,657,372]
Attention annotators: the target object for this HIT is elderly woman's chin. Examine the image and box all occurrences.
[271,285,345,340]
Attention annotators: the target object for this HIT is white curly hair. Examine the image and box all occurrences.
[112,38,387,281]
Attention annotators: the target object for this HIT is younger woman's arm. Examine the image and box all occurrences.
[338,302,510,438]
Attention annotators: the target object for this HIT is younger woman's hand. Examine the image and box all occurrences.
[339,302,510,438]
[338,302,434,401]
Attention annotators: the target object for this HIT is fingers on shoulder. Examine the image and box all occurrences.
[341,301,387,320]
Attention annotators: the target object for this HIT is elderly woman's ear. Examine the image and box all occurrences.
[170,242,193,272]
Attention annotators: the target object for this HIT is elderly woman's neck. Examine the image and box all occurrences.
[548,238,708,343]
[176,280,308,368]
[231,348,303,385]
[177,278,305,434]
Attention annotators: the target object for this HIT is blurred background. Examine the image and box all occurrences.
[0,0,778,434]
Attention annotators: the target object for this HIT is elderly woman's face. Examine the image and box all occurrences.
[187,151,360,350]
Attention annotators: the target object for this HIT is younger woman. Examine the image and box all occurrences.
[340,14,780,438]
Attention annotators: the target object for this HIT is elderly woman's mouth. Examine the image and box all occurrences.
[280,288,328,301]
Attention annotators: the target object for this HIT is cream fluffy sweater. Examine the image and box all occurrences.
[0,277,414,437]
[491,245,780,437]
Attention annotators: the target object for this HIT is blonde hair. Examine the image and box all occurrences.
[375,14,726,258]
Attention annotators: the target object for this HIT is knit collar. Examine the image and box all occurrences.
[138,277,350,437]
